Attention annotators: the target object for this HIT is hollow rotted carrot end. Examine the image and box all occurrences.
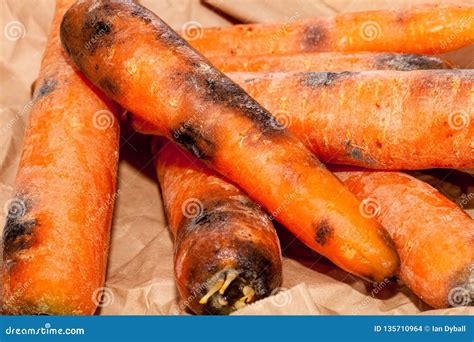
[198,269,257,314]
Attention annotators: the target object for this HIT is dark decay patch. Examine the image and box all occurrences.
[34,78,57,100]
[130,5,152,24]
[345,140,376,165]
[171,123,215,161]
[81,3,116,54]
[315,219,333,245]
[2,196,37,256]
[185,68,286,133]
[375,53,446,71]
[302,71,355,88]
[98,76,120,95]
[301,24,328,51]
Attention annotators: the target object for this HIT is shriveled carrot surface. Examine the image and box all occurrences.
[189,3,474,56]
[333,168,474,308]
[60,0,400,282]
[230,70,474,170]
[155,139,282,315]
[210,52,453,73]
[2,0,120,315]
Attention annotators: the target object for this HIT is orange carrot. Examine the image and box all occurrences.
[229,70,474,170]
[189,3,474,56]
[332,167,474,308]
[61,0,400,282]
[209,52,453,73]
[155,139,282,315]
[2,0,120,315]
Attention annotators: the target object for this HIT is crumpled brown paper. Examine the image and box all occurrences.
[0,0,472,315]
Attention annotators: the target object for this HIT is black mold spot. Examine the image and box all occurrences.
[98,76,120,95]
[235,240,274,297]
[351,147,363,161]
[301,24,328,51]
[171,123,215,160]
[2,196,37,256]
[315,219,333,245]
[35,78,57,100]
[186,68,286,133]
[302,71,354,88]
[376,53,445,71]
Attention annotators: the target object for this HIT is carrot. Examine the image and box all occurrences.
[155,139,282,315]
[2,0,120,315]
[229,70,474,170]
[60,0,400,282]
[189,3,474,56]
[332,167,474,308]
[209,52,453,73]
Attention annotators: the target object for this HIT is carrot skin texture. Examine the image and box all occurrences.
[333,169,474,308]
[189,3,474,56]
[2,0,120,315]
[210,52,453,73]
[229,70,474,170]
[60,0,400,282]
[156,140,282,315]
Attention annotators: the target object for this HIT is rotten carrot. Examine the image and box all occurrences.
[2,0,120,315]
[209,52,453,73]
[60,0,400,282]
[155,139,282,315]
[332,167,474,309]
[229,70,474,170]
[188,3,474,56]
